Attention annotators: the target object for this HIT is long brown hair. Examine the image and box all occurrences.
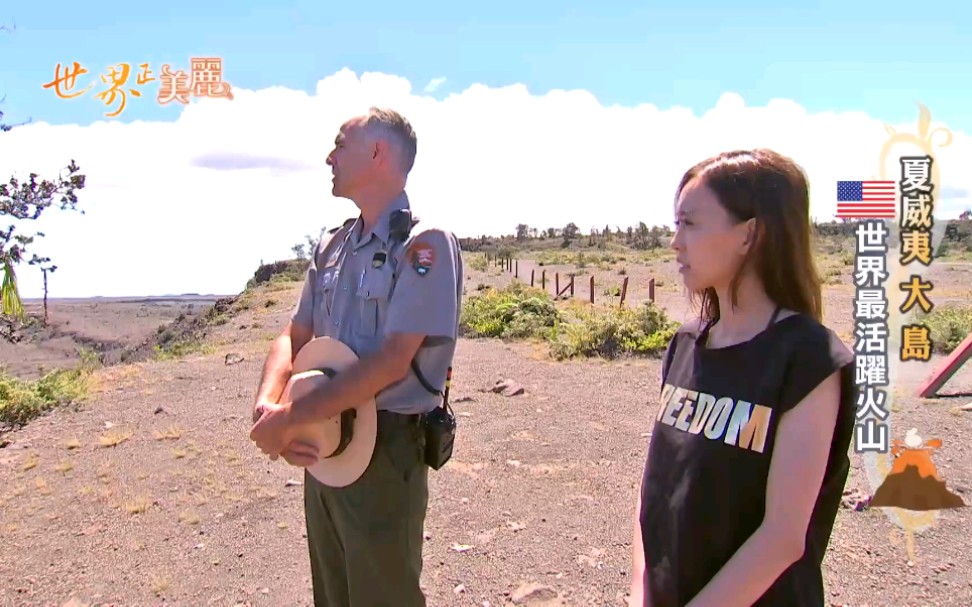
[675,149,823,323]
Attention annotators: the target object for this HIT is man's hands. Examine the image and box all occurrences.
[250,402,297,460]
[253,398,273,424]
[250,402,320,467]
[250,322,320,467]
[279,441,320,467]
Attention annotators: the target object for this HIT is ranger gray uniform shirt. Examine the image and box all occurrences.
[290,191,463,415]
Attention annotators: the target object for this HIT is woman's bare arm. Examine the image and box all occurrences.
[685,370,842,607]
[629,481,648,606]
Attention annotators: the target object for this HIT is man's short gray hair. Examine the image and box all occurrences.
[363,107,418,175]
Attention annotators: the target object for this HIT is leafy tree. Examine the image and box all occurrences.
[1,21,86,341]
[0,161,85,320]
[514,223,529,242]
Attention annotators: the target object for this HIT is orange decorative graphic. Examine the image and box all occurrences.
[189,57,234,100]
[42,61,94,99]
[870,428,966,511]
[157,64,192,105]
[46,58,235,114]
[95,63,156,117]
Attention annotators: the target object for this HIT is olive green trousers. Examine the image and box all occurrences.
[303,411,429,607]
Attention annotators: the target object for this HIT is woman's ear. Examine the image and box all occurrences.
[740,218,759,253]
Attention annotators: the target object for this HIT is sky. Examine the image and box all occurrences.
[0,0,969,298]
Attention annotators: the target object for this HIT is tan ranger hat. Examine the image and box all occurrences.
[280,336,378,487]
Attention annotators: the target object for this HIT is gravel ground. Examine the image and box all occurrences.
[1,254,970,607]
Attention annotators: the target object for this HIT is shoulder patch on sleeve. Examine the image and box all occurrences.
[407,240,436,276]
[404,229,451,274]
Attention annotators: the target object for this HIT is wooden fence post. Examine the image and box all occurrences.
[542,270,546,289]
[555,273,560,297]
[589,275,595,304]
[620,276,629,307]
[531,269,535,287]
[515,259,518,278]
[648,278,655,302]
[569,275,574,297]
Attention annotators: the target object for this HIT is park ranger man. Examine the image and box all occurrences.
[248,107,464,607]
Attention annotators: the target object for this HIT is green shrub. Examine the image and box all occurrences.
[246,259,306,290]
[549,300,678,360]
[918,304,972,354]
[0,349,98,428]
[468,253,489,272]
[459,282,678,360]
[460,282,560,339]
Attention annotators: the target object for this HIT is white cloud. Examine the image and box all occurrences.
[424,77,447,93]
[1,68,969,298]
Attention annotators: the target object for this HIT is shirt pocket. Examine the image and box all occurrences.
[355,266,394,337]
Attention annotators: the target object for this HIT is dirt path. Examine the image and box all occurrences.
[2,269,971,606]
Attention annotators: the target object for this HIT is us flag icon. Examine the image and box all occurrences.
[836,180,896,219]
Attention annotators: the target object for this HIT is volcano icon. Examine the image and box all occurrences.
[870,429,966,511]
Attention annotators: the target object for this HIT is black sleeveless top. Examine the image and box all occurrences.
[639,310,856,606]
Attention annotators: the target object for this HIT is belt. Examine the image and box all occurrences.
[377,410,425,426]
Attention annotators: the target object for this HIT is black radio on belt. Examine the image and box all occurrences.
[422,366,456,470]
[408,357,456,471]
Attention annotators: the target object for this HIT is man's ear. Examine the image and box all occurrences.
[373,138,393,163]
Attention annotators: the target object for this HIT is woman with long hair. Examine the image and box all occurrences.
[628,149,857,607]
